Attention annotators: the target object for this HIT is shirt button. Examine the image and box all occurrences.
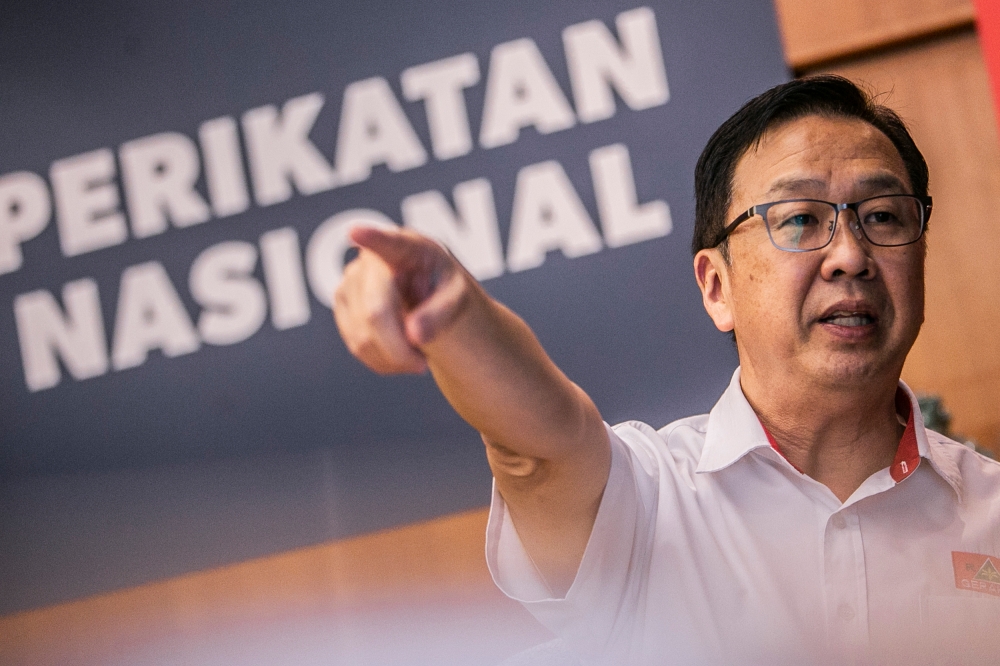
[832,514,847,530]
[838,604,855,621]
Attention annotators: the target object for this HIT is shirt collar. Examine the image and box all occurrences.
[696,367,964,499]
[696,368,771,474]
[897,380,964,500]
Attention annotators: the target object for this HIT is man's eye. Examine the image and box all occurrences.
[864,211,900,226]
[776,213,819,228]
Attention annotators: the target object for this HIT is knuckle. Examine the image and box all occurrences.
[354,334,381,362]
[333,285,349,309]
[343,334,365,358]
[364,305,396,330]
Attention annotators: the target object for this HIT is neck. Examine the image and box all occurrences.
[739,366,904,503]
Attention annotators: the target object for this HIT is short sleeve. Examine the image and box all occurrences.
[485,421,661,660]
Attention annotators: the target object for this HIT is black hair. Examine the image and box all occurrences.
[692,75,929,257]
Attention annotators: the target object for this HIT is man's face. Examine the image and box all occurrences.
[698,114,926,391]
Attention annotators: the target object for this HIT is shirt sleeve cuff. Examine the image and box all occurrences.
[485,422,656,657]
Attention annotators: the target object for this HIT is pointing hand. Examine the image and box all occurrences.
[334,226,471,374]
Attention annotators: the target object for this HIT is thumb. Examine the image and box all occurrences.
[403,268,468,347]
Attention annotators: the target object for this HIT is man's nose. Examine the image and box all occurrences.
[820,210,874,279]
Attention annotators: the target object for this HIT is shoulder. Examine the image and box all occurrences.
[925,429,998,470]
[609,414,709,475]
[925,429,1000,500]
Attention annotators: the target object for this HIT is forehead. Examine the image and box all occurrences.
[730,114,911,210]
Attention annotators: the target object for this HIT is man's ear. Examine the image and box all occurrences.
[693,249,735,333]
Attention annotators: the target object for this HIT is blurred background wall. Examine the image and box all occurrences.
[1,1,998,664]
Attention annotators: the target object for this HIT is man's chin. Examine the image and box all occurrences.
[804,347,899,388]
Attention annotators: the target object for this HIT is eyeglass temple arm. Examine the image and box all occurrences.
[713,207,755,248]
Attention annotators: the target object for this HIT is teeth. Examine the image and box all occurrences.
[826,315,872,327]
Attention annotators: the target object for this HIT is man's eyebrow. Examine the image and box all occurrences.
[764,173,910,198]
[857,174,909,193]
[764,177,827,197]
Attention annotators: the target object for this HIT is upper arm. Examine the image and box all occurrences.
[484,382,612,596]
[486,421,662,660]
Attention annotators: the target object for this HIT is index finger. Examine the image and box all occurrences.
[350,226,437,273]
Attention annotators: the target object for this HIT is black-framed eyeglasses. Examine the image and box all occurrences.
[713,194,932,252]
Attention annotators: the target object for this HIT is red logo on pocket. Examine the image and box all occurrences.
[952,551,1000,597]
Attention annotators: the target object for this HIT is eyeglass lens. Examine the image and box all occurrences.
[765,196,924,251]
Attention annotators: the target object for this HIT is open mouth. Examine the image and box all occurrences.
[819,311,876,327]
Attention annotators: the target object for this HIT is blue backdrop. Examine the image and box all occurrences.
[0,0,787,613]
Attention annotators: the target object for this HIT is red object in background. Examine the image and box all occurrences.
[976,0,1000,126]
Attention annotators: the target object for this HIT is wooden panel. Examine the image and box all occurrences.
[774,0,976,70]
[0,508,550,665]
[819,32,1000,453]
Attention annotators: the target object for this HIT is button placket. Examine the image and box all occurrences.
[823,508,868,659]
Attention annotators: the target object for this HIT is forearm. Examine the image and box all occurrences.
[422,282,608,593]
[421,282,604,464]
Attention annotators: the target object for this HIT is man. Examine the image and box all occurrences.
[334,76,1000,664]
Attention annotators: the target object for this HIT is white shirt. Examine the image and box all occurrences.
[487,369,1000,665]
